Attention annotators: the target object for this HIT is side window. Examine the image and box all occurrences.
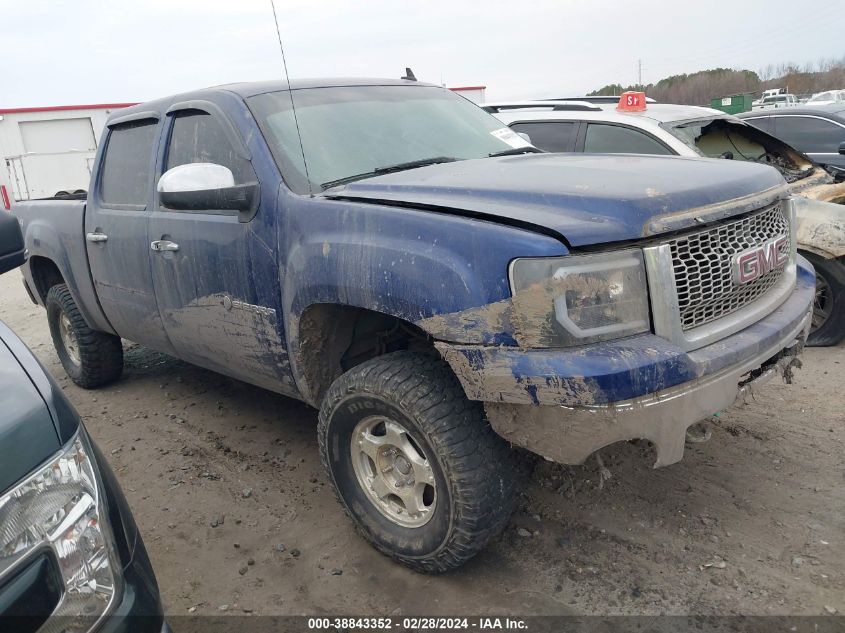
[165,111,253,183]
[743,117,773,134]
[584,124,673,155]
[509,121,576,152]
[773,116,845,153]
[99,120,158,207]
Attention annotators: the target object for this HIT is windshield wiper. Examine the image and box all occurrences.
[488,146,545,157]
[375,156,458,174]
[321,156,458,190]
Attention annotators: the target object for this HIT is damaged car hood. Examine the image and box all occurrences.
[322,153,787,247]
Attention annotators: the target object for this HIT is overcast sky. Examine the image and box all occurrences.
[2,0,844,108]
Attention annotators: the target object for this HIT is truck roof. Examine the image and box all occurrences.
[219,77,437,97]
[110,78,437,124]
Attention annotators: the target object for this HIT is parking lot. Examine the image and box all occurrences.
[1,269,842,617]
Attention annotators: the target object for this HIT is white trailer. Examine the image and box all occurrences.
[449,86,487,104]
[0,103,135,205]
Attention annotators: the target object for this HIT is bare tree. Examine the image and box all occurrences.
[590,56,845,105]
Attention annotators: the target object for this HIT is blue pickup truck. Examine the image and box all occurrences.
[15,78,815,572]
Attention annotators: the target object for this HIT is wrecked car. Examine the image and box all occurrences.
[737,104,845,178]
[486,98,845,345]
[14,78,813,572]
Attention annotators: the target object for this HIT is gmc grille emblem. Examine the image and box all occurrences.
[732,235,788,285]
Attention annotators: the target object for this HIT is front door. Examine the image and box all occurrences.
[85,116,176,354]
[147,105,291,392]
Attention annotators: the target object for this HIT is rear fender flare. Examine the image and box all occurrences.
[23,218,115,334]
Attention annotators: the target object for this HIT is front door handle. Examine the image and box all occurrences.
[150,240,179,252]
[86,232,108,243]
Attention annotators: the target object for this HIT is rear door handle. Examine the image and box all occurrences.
[150,240,179,252]
[86,232,108,243]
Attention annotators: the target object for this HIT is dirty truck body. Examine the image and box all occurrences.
[16,79,814,572]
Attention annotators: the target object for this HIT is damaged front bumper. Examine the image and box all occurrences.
[436,260,815,468]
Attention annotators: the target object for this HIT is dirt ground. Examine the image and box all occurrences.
[1,271,842,617]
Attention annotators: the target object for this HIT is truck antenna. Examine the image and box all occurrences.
[269,0,313,196]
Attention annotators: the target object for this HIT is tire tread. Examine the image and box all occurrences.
[804,252,845,347]
[318,351,516,573]
[46,283,123,388]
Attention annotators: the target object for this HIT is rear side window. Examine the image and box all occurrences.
[584,124,672,155]
[99,120,157,207]
[509,121,576,152]
[165,111,253,183]
[743,117,774,134]
[773,116,845,153]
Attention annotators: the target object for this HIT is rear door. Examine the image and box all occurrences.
[507,120,579,152]
[147,102,288,391]
[85,114,176,354]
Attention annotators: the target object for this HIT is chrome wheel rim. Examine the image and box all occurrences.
[812,273,831,332]
[350,415,437,528]
[59,313,81,365]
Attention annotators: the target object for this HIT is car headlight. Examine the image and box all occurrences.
[509,249,651,347]
[0,431,120,630]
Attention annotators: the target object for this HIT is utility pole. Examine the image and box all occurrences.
[638,59,642,88]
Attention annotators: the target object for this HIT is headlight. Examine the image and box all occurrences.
[0,431,120,630]
[509,249,651,347]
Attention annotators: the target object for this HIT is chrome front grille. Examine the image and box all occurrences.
[668,204,790,331]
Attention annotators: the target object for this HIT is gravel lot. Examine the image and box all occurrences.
[1,271,842,617]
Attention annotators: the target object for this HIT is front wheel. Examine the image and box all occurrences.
[803,252,845,347]
[318,351,516,573]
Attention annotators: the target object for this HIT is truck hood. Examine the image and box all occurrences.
[323,154,786,247]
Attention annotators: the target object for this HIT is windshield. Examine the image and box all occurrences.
[248,85,531,193]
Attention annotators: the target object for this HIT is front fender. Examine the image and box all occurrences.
[279,195,567,396]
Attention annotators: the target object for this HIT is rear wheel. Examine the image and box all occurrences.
[318,351,516,573]
[803,252,845,347]
[46,284,123,388]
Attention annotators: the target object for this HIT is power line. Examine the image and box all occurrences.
[646,8,845,72]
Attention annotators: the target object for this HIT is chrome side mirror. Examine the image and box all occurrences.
[158,163,236,193]
[157,163,259,221]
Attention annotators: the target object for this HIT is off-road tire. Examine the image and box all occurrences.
[803,252,845,347]
[46,283,123,388]
[318,351,516,573]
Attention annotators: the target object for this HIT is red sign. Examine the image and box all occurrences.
[0,186,10,211]
[617,91,647,112]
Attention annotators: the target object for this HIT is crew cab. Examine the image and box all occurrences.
[485,97,845,345]
[14,78,814,572]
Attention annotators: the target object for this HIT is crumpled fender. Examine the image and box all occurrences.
[790,167,845,205]
[793,196,845,259]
